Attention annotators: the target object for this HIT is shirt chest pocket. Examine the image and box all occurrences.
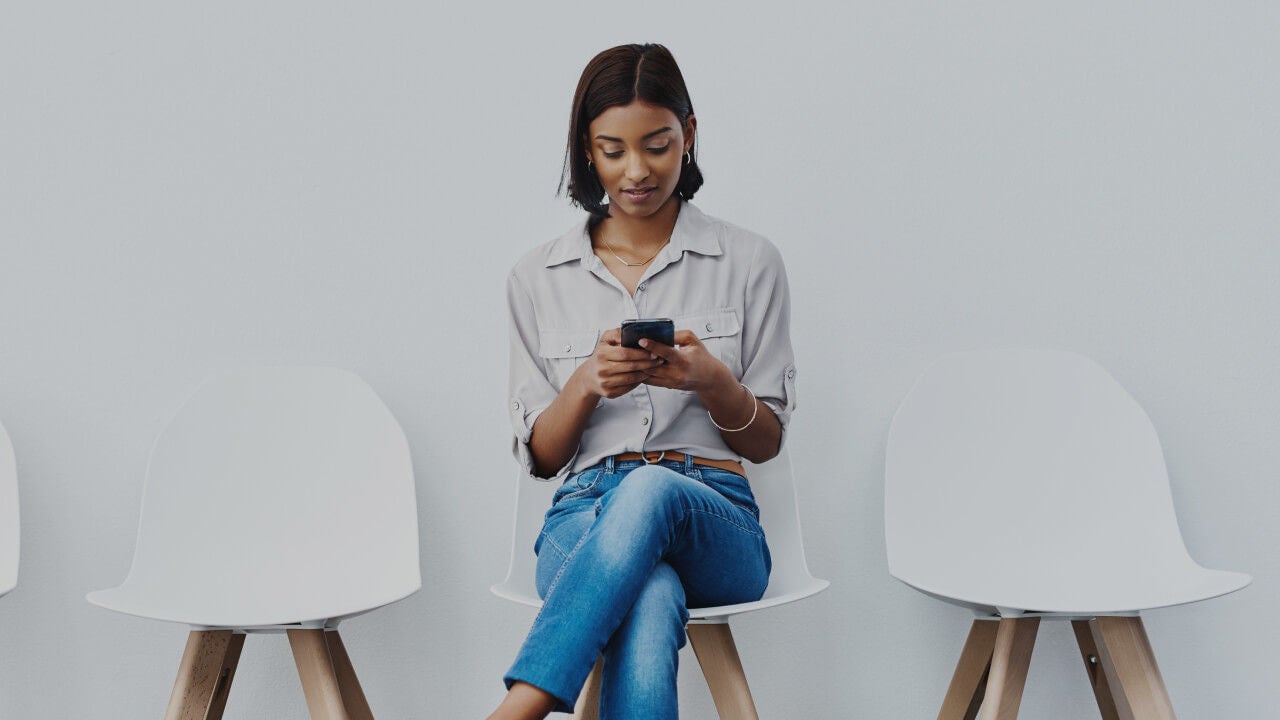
[538,329,601,391]
[676,308,742,381]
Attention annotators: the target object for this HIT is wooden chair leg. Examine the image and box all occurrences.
[572,657,603,720]
[687,622,760,720]
[288,629,352,720]
[979,617,1039,720]
[164,630,245,720]
[1072,619,1124,720]
[323,631,374,720]
[1091,616,1177,719]
[938,619,1000,720]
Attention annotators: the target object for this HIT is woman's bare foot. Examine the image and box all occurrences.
[486,681,559,720]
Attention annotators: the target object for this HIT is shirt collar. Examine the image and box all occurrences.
[543,201,723,268]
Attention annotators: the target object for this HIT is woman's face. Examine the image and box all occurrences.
[585,101,695,219]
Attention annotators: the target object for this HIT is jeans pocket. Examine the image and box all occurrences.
[553,467,604,504]
[698,467,761,519]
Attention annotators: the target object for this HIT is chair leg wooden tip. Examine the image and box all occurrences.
[688,623,760,720]
[164,630,245,720]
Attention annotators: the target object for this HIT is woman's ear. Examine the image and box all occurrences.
[683,115,698,153]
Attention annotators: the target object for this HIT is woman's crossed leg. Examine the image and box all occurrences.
[499,461,770,719]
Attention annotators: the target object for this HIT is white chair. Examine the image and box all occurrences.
[492,447,828,719]
[88,367,420,720]
[885,349,1251,719]
[1,421,18,599]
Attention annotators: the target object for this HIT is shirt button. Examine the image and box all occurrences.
[705,322,713,332]
[640,417,650,426]
[564,344,573,353]
[787,368,796,379]
[511,401,521,410]
[637,283,647,292]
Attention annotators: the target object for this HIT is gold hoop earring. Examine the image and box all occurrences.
[684,152,692,165]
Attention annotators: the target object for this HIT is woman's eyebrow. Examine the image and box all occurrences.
[594,127,673,142]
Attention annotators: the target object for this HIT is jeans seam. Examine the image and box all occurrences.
[685,507,764,537]
[557,488,590,503]
[555,469,604,504]
[528,520,594,628]
[540,531,569,559]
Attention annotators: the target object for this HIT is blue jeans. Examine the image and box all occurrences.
[504,455,771,718]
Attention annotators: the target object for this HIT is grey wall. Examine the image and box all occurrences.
[2,1,1276,717]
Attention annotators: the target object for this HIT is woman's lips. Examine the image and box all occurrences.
[622,187,656,202]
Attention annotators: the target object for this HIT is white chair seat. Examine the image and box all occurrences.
[897,564,1251,617]
[86,584,418,630]
[491,576,830,622]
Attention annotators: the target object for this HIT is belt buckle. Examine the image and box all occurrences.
[643,450,667,465]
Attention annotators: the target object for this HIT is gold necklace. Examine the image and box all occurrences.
[599,233,670,267]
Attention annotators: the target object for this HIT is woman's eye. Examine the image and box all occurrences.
[603,151,623,159]
[647,145,671,154]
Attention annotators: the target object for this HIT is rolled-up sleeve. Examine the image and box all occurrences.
[738,239,798,448]
[507,271,563,478]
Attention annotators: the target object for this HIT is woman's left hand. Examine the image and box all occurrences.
[638,330,732,394]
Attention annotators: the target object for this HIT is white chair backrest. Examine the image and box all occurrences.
[118,367,419,624]
[0,421,17,596]
[498,447,819,604]
[885,349,1199,611]
[748,449,820,597]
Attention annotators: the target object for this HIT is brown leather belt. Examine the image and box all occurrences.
[612,451,746,478]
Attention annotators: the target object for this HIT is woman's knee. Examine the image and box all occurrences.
[611,465,689,511]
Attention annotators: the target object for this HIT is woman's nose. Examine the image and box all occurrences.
[625,154,650,183]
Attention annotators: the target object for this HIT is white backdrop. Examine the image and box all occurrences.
[2,1,1276,717]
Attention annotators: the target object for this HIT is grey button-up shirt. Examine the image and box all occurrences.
[507,201,797,479]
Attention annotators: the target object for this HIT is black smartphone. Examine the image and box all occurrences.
[621,318,675,349]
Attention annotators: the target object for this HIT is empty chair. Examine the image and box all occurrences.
[88,367,420,719]
[1,421,17,598]
[493,447,828,719]
[885,349,1251,719]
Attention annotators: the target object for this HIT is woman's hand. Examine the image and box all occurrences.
[637,330,733,394]
[572,328,665,400]
[640,329,780,462]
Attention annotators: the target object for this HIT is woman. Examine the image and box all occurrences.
[490,44,797,720]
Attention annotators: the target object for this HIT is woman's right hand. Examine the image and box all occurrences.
[572,328,665,400]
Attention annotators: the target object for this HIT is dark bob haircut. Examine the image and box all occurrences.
[560,44,704,218]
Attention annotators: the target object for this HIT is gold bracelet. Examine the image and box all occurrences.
[708,383,758,432]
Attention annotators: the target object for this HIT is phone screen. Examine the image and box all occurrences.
[621,318,675,349]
